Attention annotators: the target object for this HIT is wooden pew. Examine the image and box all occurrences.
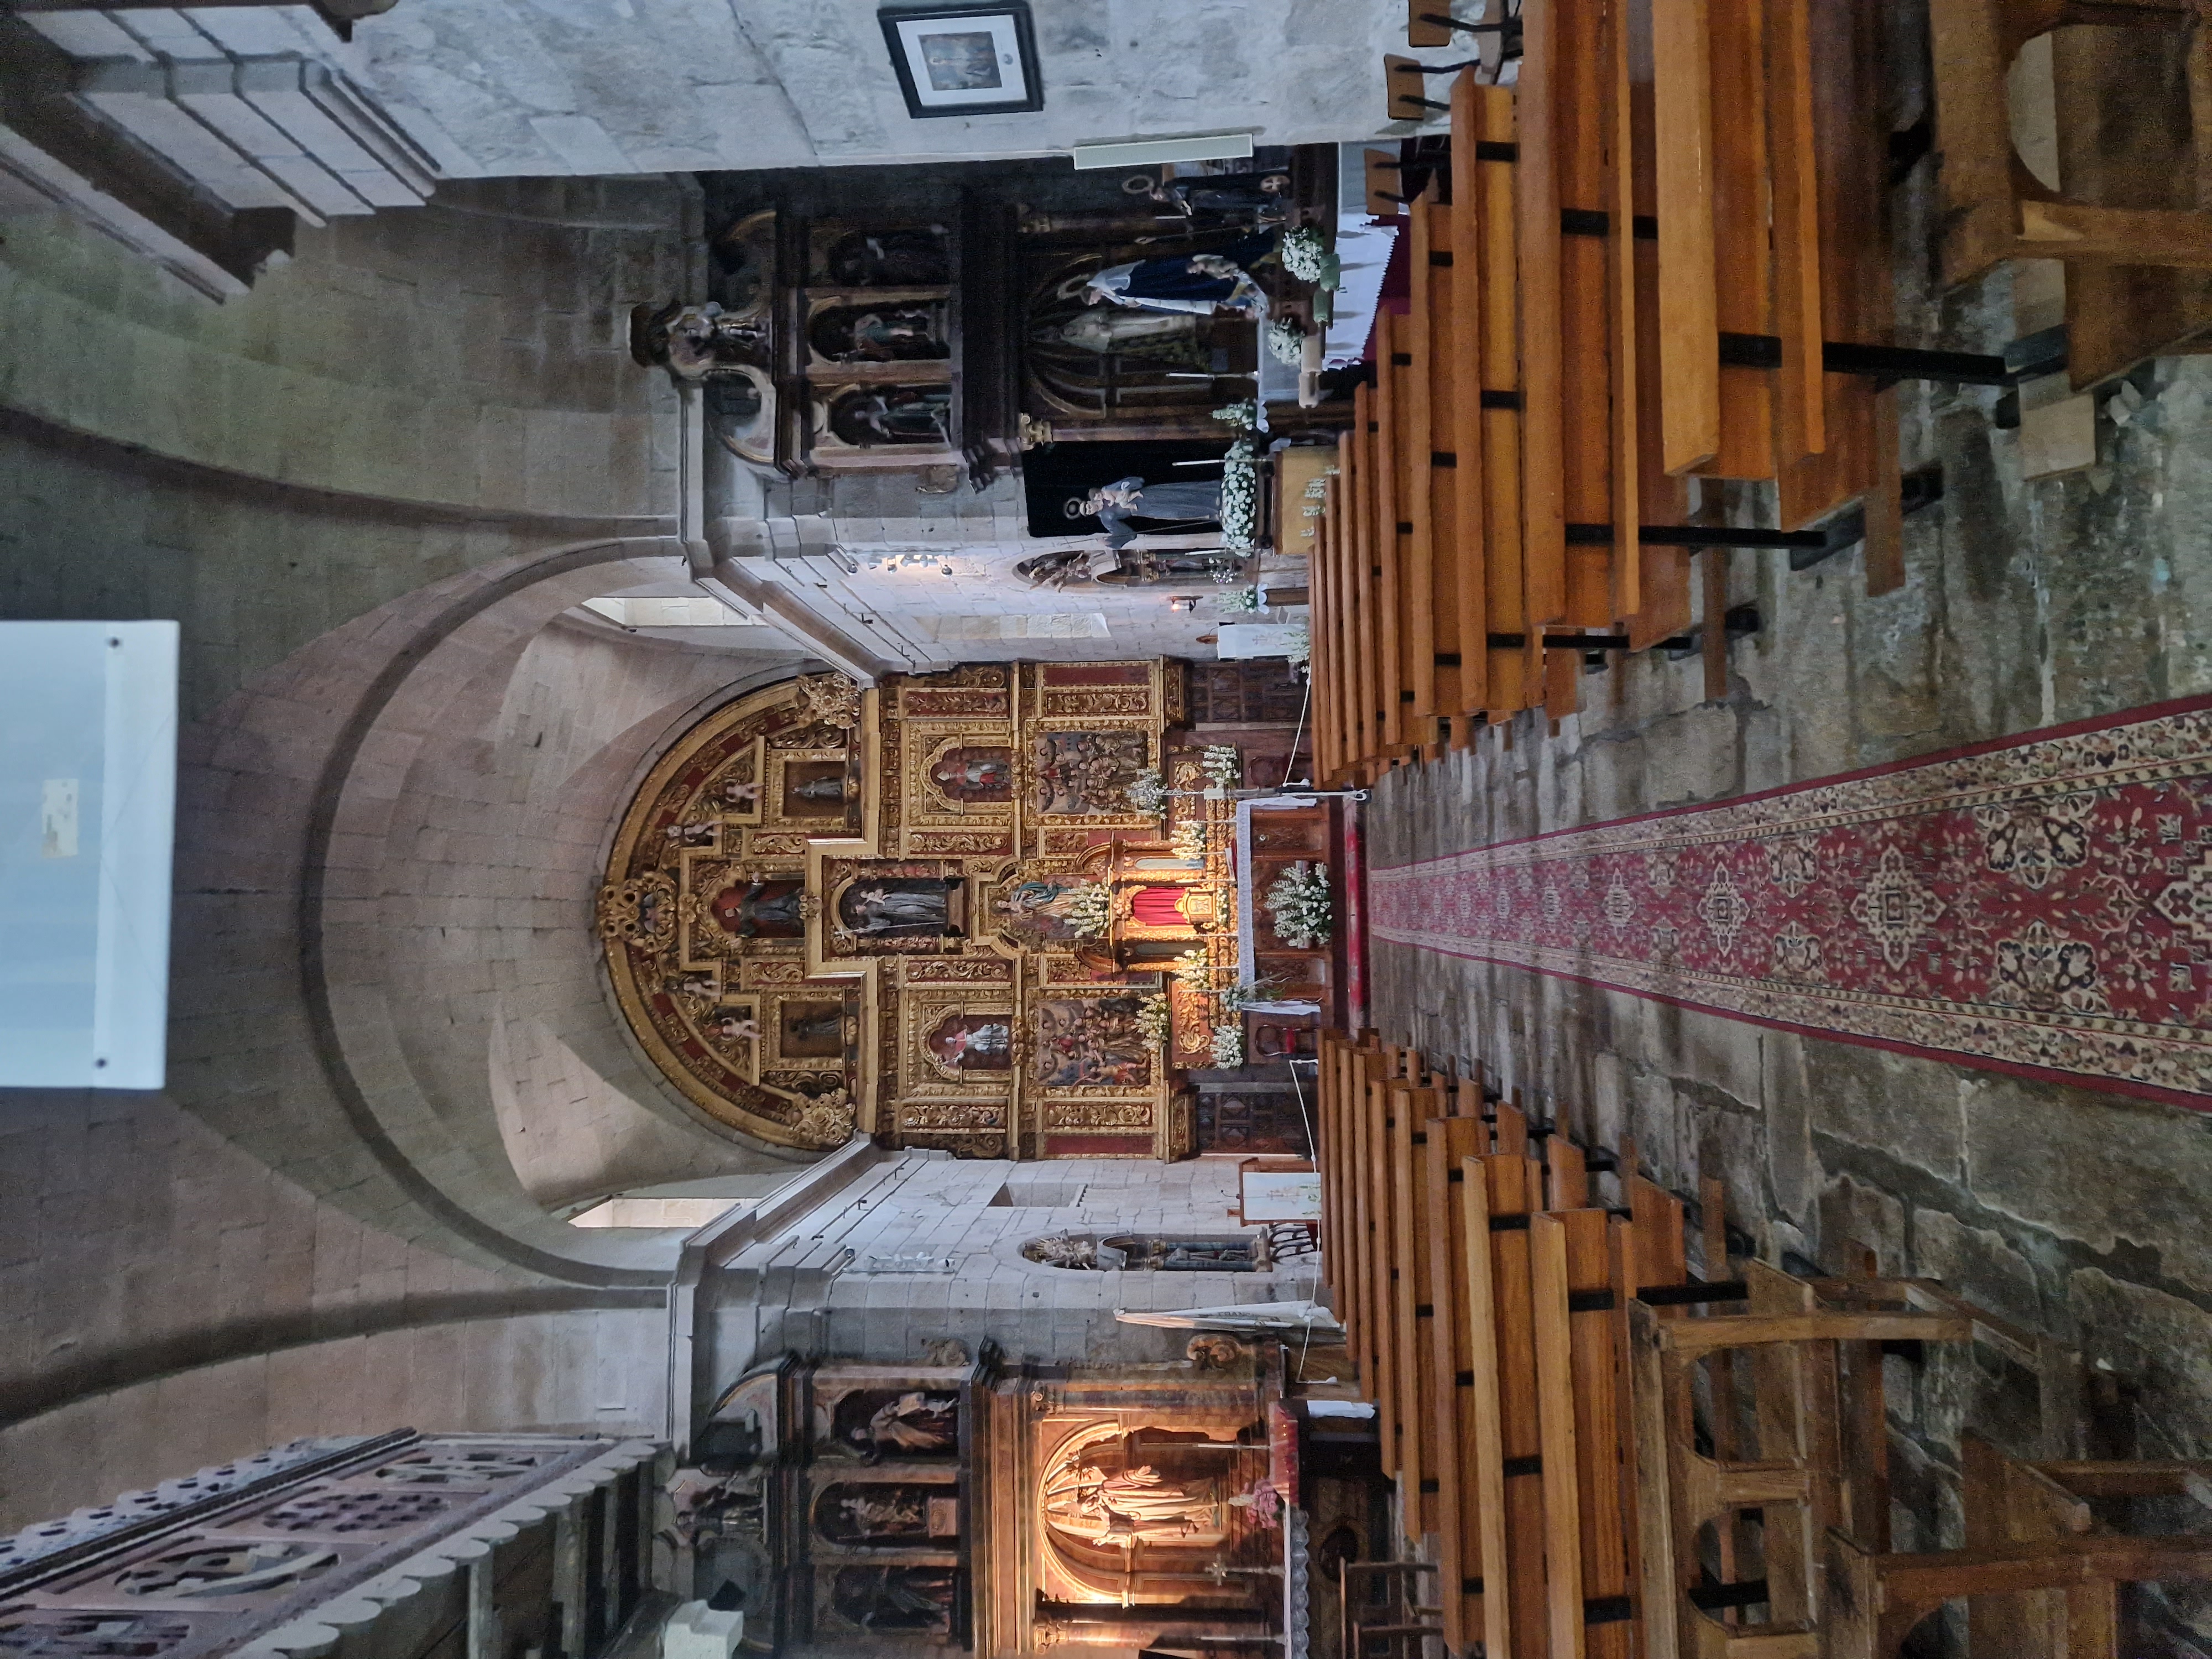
[1365,1061,1400,1474]
[1358,390,1385,770]
[1825,1521,2212,1658]
[1407,188,1467,729]
[1311,480,1340,782]
[1964,1433,2212,1656]
[1496,0,1645,708]
[1771,0,1903,596]
[1374,313,1411,750]
[1531,1208,1634,1659]
[1466,1152,1552,1659]
[1320,1034,1360,1323]
[1423,1112,1491,1647]
[1391,1081,1445,1540]
[1446,73,1546,721]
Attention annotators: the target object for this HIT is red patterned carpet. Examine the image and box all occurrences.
[1368,696,2212,1109]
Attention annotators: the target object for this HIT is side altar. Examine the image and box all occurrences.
[596,660,1253,1161]
[680,1346,1297,1659]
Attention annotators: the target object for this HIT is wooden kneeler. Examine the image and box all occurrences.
[1928,0,2212,289]
[1627,1292,1975,1658]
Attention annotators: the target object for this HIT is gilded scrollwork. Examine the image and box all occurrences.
[794,671,864,731]
[596,871,676,949]
[1045,1100,1154,1130]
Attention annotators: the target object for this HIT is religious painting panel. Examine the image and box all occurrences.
[1031,994,1151,1091]
[1030,729,1150,818]
[811,1483,958,1548]
[924,742,1014,806]
[810,223,952,288]
[1118,878,1217,938]
[921,1009,1014,1076]
[702,876,808,942]
[1037,1429,1248,1556]
[1195,1092,1313,1156]
[815,383,955,451]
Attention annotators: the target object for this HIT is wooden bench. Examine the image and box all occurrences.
[1627,1284,1979,1657]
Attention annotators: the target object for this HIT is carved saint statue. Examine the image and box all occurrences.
[839,1491,927,1538]
[840,879,961,938]
[867,1392,959,1455]
[1064,1466,1220,1546]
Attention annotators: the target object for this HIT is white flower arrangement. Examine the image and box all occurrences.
[1125,768,1167,816]
[1218,978,1283,1016]
[1209,1021,1247,1068]
[1212,400,1259,431]
[1281,226,1329,283]
[1135,995,1172,1050]
[1265,317,1308,365]
[1219,437,1259,552]
[1201,745,1241,790]
[1062,883,1113,939]
[1217,586,1264,613]
[1283,619,1311,670]
[1172,948,1215,991]
[1264,860,1332,950]
[1171,820,1210,862]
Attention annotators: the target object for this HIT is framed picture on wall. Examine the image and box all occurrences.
[879,3,1044,119]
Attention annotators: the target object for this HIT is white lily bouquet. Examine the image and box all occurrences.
[1135,995,1172,1050]
[1125,768,1167,816]
[1264,860,1332,949]
[1062,883,1113,938]
[1281,225,1339,289]
[1219,438,1259,551]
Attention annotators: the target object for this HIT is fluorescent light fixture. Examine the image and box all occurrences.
[1070,132,1256,170]
[0,621,178,1088]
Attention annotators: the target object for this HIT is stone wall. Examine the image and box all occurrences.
[354,0,1418,179]
[0,176,815,1527]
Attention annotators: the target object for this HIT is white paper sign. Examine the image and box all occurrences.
[1243,1168,1322,1222]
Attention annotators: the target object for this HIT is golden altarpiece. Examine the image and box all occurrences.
[597,661,1244,1162]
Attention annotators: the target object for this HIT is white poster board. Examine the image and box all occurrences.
[1241,1168,1322,1222]
[0,620,178,1088]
